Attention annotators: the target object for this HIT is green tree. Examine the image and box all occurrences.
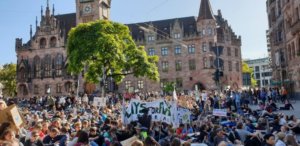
[67,20,159,96]
[0,63,17,97]
[242,61,257,87]
[162,82,175,95]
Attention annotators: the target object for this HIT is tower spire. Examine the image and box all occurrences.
[52,4,55,16]
[198,0,215,21]
[30,25,32,39]
[35,16,38,29]
[41,6,43,18]
[46,0,50,17]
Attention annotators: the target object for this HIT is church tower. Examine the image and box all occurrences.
[76,0,111,24]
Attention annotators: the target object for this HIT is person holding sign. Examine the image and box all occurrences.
[0,100,7,111]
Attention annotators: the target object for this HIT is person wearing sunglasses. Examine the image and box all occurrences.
[23,130,43,146]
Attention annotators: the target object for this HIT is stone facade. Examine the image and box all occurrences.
[16,0,242,97]
[267,0,300,95]
[15,0,111,98]
[118,0,242,93]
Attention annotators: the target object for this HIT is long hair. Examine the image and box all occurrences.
[76,131,89,144]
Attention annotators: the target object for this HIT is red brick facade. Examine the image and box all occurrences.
[15,0,242,97]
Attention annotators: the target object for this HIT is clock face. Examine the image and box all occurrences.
[83,5,92,14]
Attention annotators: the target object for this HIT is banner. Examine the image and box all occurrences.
[123,99,193,126]
[93,97,106,107]
[213,109,227,117]
[124,99,173,125]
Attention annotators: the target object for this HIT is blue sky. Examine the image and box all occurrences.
[0,0,268,65]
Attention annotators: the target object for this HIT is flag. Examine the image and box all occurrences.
[173,89,177,101]
[121,95,127,125]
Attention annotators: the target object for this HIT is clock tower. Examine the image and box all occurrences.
[76,0,111,24]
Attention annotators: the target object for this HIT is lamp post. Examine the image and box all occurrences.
[212,44,224,93]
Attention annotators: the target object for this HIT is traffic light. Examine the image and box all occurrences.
[213,69,220,82]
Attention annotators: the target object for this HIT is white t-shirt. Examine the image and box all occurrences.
[279,118,287,125]
[201,93,207,101]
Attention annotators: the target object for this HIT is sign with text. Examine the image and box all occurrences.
[213,109,227,117]
[93,97,106,107]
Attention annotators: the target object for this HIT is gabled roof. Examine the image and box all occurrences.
[127,16,198,41]
[55,13,76,39]
[197,0,215,21]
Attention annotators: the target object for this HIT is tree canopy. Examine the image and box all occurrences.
[67,20,159,86]
[242,61,257,87]
[0,63,17,97]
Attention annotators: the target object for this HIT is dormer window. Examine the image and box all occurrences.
[174,33,181,39]
[148,35,155,42]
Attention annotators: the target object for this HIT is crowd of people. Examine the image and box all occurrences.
[0,86,298,146]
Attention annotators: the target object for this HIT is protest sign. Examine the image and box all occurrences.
[123,99,193,126]
[124,99,174,125]
[177,107,192,124]
[93,97,106,107]
[120,136,139,146]
[0,104,24,131]
[213,109,227,117]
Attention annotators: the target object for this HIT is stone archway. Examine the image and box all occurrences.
[18,84,28,96]
[194,82,206,91]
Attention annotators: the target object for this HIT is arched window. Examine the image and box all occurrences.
[55,54,63,77]
[65,82,72,93]
[19,67,26,81]
[50,37,57,48]
[44,55,52,77]
[33,56,41,78]
[40,38,46,49]
[19,84,28,96]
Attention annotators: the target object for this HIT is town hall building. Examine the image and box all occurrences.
[15,0,242,97]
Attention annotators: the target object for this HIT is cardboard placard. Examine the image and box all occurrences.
[120,136,139,146]
[0,104,24,131]
[93,97,106,107]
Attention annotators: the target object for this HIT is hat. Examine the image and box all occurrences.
[134,123,148,130]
